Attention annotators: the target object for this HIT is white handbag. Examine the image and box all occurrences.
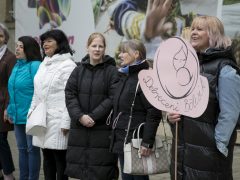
[26,102,47,136]
[123,123,170,175]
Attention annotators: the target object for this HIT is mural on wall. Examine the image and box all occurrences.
[16,0,240,63]
[15,0,95,61]
[27,0,71,29]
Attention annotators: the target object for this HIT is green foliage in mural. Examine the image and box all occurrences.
[223,0,240,5]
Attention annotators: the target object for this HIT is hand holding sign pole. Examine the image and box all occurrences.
[138,37,209,179]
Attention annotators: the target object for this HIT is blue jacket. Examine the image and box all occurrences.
[215,65,240,156]
[7,59,41,124]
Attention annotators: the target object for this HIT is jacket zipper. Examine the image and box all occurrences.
[12,63,20,122]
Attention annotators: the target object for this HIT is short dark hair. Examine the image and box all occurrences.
[18,36,42,62]
[40,29,74,56]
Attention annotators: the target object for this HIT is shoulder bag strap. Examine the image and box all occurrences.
[124,81,140,144]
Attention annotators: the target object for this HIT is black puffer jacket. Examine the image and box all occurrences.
[65,55,119,180]
[170,47,238,180]
[110,60,162,153]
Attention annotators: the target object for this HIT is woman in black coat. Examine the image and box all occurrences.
[65,32,119,180]
[168,16,240,180]
[110,39,162,180]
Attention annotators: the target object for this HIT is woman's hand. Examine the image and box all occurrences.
[79,115,95,127]
[167,112,181,124]
[144,0,173,40]
[140,146,152,157]
[4,109,13,124]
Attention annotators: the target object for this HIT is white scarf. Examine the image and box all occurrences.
[0,44,7,60]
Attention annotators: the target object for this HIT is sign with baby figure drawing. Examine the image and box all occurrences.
[139,37,209,118]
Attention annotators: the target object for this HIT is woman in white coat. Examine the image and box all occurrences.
[29,29,76,180]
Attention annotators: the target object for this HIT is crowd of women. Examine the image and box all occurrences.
[0,15,240,180]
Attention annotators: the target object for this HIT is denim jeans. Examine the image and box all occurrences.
[118,154,149,180]
[0,132,15,175]
[14,125,41,180]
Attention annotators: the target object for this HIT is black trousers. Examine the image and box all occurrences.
[0,132,15,175]
[42,149,68,180]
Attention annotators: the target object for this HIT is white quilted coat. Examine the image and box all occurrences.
[29,53,76,149]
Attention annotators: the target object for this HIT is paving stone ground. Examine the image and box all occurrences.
[9,127,240,180]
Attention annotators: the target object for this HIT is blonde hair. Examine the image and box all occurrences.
[119,39,146,60]
[181,27,191,42]
[191,16,231,49]
[87,32,106,47]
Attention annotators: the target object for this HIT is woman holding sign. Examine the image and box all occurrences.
[110,39,162,180]
[168,16,240,180]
